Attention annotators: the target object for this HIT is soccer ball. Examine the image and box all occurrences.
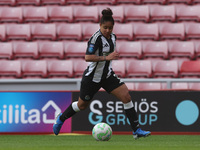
[92,122,112,141]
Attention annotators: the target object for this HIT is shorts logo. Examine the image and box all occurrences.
[88,44,95,53]
[85,95,91,101]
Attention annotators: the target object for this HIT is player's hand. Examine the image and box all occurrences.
[106,51,119,60]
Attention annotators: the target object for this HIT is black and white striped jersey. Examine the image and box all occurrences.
[84,30,116,83]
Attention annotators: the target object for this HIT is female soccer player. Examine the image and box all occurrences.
[53,8,151,139]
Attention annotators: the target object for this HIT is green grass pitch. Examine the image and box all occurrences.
[0,134,200,150]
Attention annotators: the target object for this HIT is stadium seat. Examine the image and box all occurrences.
[0,0,16,6]
[171,82,189,90]
[40,0,66,5]
[149,5,176,22]
[56,23,82,41]
[176,5,200,22]
[66,0,90,5]
[188,82,200,90]
[113,23,133,40]
[142,41,168,59]
[126,60,152,78]
[64,41,87,58]
[193,40,200,58]
[31,23,56,40]
[0,25,6,41]
[12,41,38,59]
[185,23,200,40]
[98,5,124,23]
[141,0,167,4]
[193,0,200,4]
[112,60,126,78]
[135,82,163,90]
[0,61,21,78]
[38,41,64,59]
[168,41,195,59]
[47,60,73,78]
[48,6,73,22]
[6,24,31,41]
[132,23,159,40]
[22,60,47,78]
[73,6,99,23]
[152,60,178,78]
[82,23,99,41]
[0,7,22,23]
[159,23,185,40]
[72,58,88,78]
[22,6,48,23]
[124,82,135,90]
[116,41,142,59]
[116,0,140,4]
[167,0,192,4]
[91,0,117,4]
[0,42,12,59]
[16,0,40,6]
[124,5,149,22]
[179,61,200,77]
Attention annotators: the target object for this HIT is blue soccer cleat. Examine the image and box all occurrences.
[53,113,63,135]
[133,128,151,139]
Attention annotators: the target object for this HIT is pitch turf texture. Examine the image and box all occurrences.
[0,134,200,150]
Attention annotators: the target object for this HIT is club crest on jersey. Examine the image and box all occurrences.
[88,44,95,53]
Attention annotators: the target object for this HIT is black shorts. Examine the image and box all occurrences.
[80,72,124,101]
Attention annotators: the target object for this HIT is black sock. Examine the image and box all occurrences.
[124,107,139,132]
[60,104,76,122]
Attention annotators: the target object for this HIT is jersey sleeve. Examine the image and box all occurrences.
[86,35,101,55]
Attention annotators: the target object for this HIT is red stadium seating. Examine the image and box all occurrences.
[72,59,88,78]
[0,25,6,41]
[0,7,22,23]
[153,60,178,78]
[135,82,164,90]
[124,5,149,22]
[112,60,126,78]
[0,0,16,6]
[0,61,21,78]
[6,24,31,40]
[168,0,192,4]
[16,0,40,6]
[159,23,185,40]
[149,5,176,22]
[0,42,12,59]
[64,41,87,58]
[66,0,90,5]
[91,0,117,4]
[98,5,124,23]
[56,23,82,41]
[171,82,189,89]
[180,61,200,78]
[141,0,167,4]
[40,0,66,5]
[31,23,56,40]
[82,23,99,41]
[38,41,64,59]
[193,0,200,4]
[176,5,200,22]
[113,23,133,40]
[142,41,168,59]
[47,60,73,78]
[22,6,48,23]
[189,83,200,90]
[73,6,99,23]
[193,40,200,58]
[126,60,152,78]
[22,60,47,78]
[116,41,142,59]
[133,23,159,40]
[12,41,38,59]
[48,6,73,22]
[168,41,195,59]
[116,0,140,4]
[185,23,200,40]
